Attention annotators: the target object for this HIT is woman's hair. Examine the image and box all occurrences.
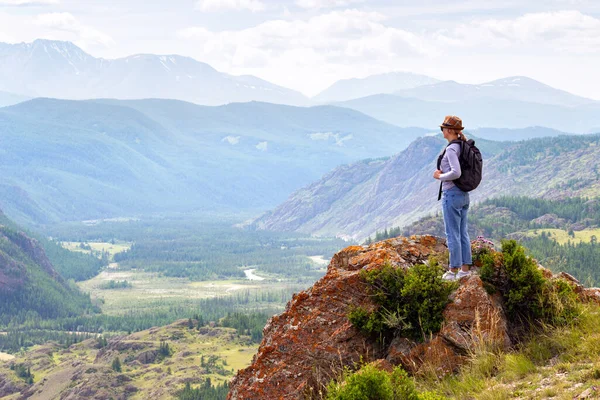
[449,129,468,141]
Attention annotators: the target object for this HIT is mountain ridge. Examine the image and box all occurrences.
[335,93,600,133]
[251,133,600,240]
[313,71,441,103]
[0,39,309,106]
[393,76,596,107]
[0,97,427,226]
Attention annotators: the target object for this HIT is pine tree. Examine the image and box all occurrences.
[112,356,122,372]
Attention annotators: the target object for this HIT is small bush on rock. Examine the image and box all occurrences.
[349,261,457,342]
[326,363,445,400]
[479,239,580,327]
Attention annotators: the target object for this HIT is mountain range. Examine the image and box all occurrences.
[393,76,594,107]
[2,39,599,127]
[0,98,426,226]
[250,133,600,240]
[313,71,441,103]
[335,92,600,134]
[0,39,309,106]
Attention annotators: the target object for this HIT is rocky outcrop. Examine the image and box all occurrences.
[7,230,61,281]
[0,374,27,399]
[389,275,511,377]
[0,251,26,294]
[0,226,62,295]
[530,213,567,228]
[557,271,600,304]
[228,235,511,399]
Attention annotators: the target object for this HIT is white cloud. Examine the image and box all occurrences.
[222,135,241,144]
[256,141,268,151]
[196,0,265,12]
[178,9,433,94]
[177,8,600,98]
[0,0,58,5]
[0,31,14,42]
[34,12,114,49]
[436,10,600,54]
[295,0,364,10]
[178,9,430,65]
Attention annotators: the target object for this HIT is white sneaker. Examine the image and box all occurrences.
[442,271,457,281]
[457,270,471,279]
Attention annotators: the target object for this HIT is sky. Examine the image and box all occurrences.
[0,0,599,99]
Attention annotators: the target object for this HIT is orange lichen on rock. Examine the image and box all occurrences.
[228,236,446,399]
[227,235,507,399]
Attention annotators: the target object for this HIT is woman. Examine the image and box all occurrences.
[433,115,472,280]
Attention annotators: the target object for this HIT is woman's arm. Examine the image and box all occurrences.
[438,145,462,181]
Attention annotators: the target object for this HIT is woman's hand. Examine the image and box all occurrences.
[433,169,442,179]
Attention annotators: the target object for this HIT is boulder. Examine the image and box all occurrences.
[228,236,508,399]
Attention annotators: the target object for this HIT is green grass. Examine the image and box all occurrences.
[524,228,600,245]
[60,241,131,260]
[77,267,301,317]
[415,304,600,399]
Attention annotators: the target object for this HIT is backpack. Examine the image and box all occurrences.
[436,139,483,200]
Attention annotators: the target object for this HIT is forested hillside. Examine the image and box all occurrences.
[0,221,97,326]
[0,98,426,227]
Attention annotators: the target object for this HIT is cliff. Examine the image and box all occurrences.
[0,223,94,324]
[228,235,600,399]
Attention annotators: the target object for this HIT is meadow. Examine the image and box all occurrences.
[524,228,600,245]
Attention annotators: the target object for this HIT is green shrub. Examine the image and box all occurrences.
[326,364,421,400]
[98,280,132,290]
[502,239,547,319]
[478,240,580,327]
[348,306,385,337]
[11,363,34,384]
[400,263,455,338]
[349,261,457,341]
[111,356,122,372]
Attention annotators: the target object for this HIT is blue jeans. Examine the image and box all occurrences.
[442,186,472,269]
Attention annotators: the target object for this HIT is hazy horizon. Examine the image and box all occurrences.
[1,0,599,99]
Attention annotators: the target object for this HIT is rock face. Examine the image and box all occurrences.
[0,227,62,295]
[228,235,511,399]
[392,275,511,377]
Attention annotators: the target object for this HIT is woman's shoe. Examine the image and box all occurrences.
[442,271,457,281]
[457,270,471,279]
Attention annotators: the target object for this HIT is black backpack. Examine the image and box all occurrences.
[436,139,483,200]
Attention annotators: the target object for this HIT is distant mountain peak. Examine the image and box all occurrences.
[0,38,308,106]
[17,39,93,66]
[313,71,440,103]
[389,75,596,108]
